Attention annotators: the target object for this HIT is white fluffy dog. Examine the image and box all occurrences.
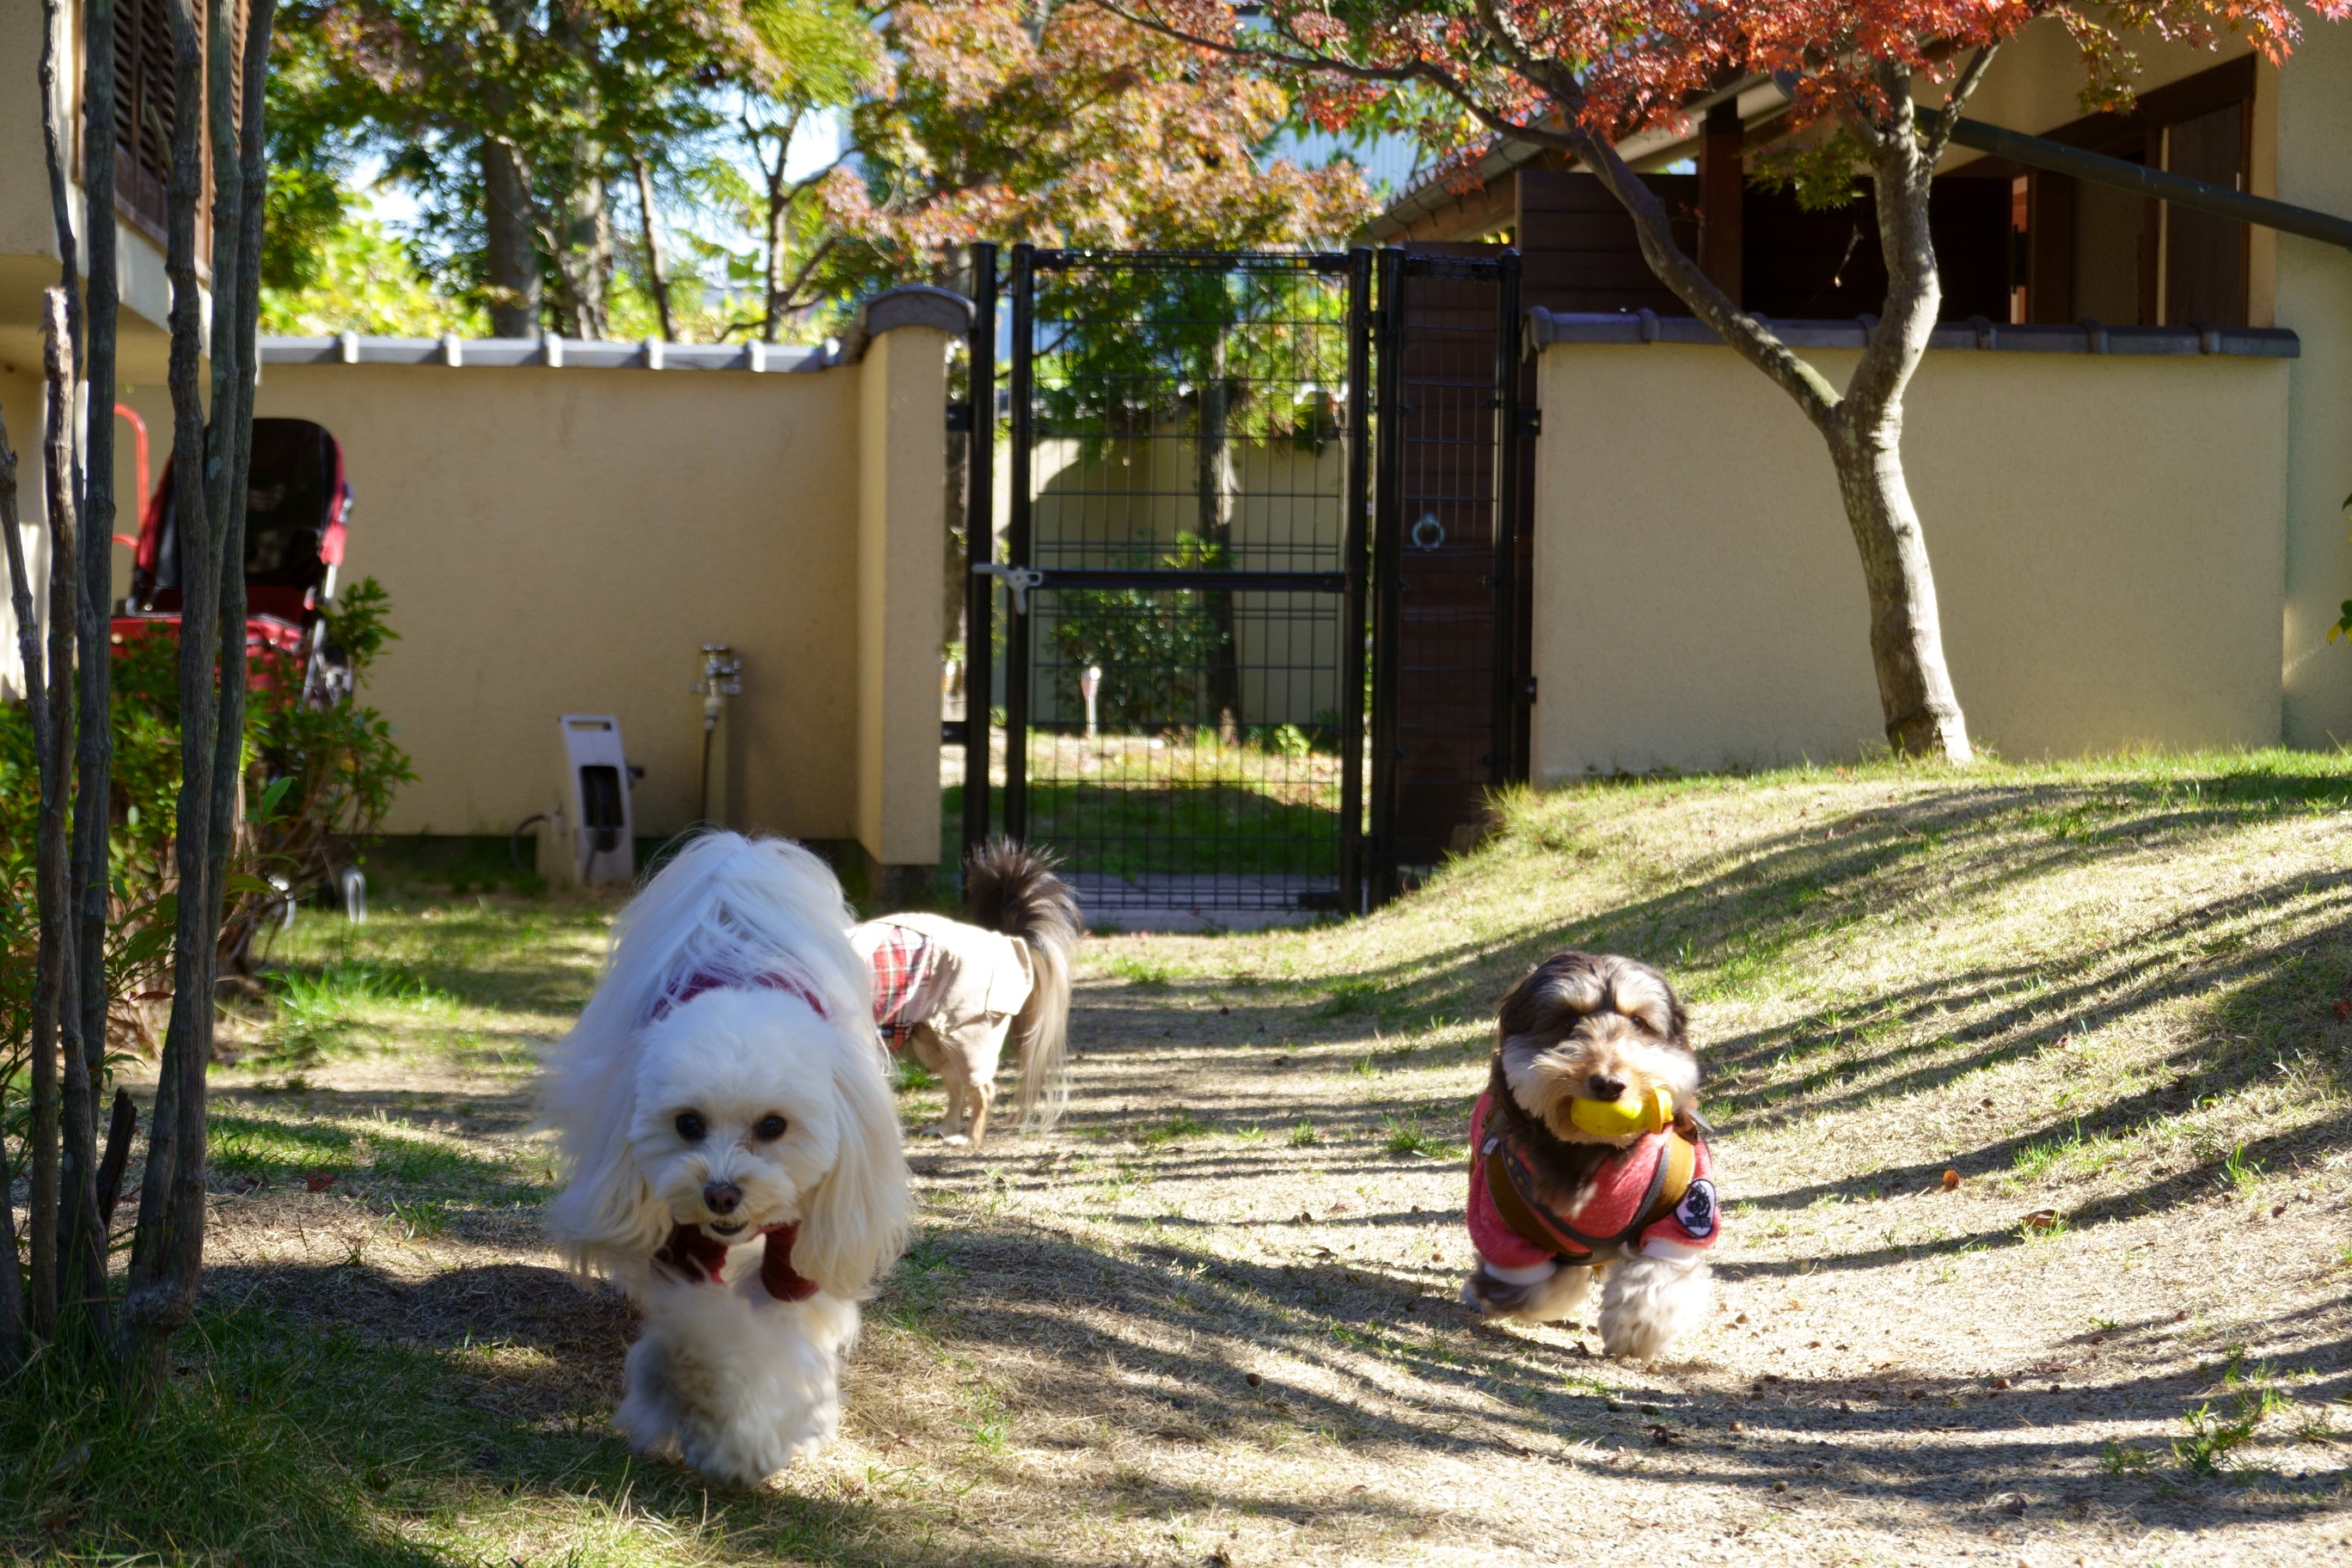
[543,833,911,1488]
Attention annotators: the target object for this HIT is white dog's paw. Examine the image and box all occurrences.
[940,1132,971,1147]
[1598,1253,1712,1360]
[616,1338,683,1459]
[677,1422,796,1491]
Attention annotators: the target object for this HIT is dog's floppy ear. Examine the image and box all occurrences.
[794,1035,912,1299]
[544,1009,673,1273]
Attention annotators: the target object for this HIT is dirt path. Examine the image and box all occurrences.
[191,933,2348,1567]
[175,767,2352,1566]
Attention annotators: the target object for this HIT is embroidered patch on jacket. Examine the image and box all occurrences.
[1674,1178,1718,1240]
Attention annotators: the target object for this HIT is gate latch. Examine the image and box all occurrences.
[973,562,1047,614]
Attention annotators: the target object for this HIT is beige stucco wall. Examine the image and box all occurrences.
[2271,22,2352,747]
[253,335,950,868]
[857,325,952,866]
[1529,343,2288,776]
[1935,16,2352,746]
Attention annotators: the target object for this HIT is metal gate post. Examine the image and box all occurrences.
[962,242,998,861]
[1002,242,1036,845]
[1340,246,1373,916]
[1487,248,1522,790]
[1369,246,1407,906]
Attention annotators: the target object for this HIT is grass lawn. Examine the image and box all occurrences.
[7,755,2350,1565]
[945,731,1344,881]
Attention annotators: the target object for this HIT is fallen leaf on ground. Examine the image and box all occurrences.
[304,1172,336,1192]
[2022,1210,2060,1230]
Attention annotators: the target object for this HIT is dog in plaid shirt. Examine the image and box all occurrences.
[849,842,1080,1145]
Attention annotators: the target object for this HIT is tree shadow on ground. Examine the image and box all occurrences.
[164,1190,2352,1568]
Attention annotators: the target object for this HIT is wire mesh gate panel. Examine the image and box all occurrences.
[1370,248,1525,895]
[968,248,1371,918]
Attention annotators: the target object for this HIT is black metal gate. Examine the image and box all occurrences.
[964,245,1371,919]
[959,242,1524,917]
[1371,248,1526,897]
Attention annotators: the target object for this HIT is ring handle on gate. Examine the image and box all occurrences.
[1410,512,1446,551]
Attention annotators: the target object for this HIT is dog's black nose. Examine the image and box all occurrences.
[1588,1074,1626,1101]
[703,1181,742,1215]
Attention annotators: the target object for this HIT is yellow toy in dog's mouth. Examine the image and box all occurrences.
[1567,1081,1675,1137]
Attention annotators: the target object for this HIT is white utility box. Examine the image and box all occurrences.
[542,714,636,885]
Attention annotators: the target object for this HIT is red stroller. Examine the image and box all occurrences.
[115,417,354,705]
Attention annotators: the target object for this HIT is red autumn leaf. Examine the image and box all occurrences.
[304,1171,337,1192]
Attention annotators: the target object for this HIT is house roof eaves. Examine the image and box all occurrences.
[1363,77,1780,242]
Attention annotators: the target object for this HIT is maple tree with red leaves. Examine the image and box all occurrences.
[819,0,1367,295]
[1106,0,2351,763]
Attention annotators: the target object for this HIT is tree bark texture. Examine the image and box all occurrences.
[631,151,674,341]
[28,0,85,1351]
[483,137,541,337]
[206,0,275,972]
[32,291,87,1345]
[70,0,123,1344]
[0,404,36,1373]
[121,0,224,1393]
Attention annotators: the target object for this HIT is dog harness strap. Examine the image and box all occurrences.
[1487,1124,1704,1264]
[1645,1128,1699,1233]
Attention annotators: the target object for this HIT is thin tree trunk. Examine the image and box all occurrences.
[207,1,275,977]
[201,0,248,963]
[28,0,89,1351]
[32,290,87,1347]
[120,0,223,1395]
[754,107,803,345]
[69,0,123,1344]
[1818,64,1971,760]
[483,137,541,337]
[0,405,39,1373]
[630,150,673,342]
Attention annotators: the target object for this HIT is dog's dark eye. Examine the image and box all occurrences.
[674,1112,707,1142]
[755,1114,787,1141]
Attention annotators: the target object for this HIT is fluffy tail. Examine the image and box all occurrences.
[965,838,1080,1131]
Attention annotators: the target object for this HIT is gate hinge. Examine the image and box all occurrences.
[1516,407,1542,438]
[946,401,976,432]
[1516,675,1538,704]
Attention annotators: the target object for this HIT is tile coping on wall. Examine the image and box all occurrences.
[1525,308,2300,358]
[259,284,979,373]
[258,335,833,371]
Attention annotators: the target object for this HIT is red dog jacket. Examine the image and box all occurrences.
[1467,1088,1720,1270]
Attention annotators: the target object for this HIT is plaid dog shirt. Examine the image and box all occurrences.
[864,922,943,1053]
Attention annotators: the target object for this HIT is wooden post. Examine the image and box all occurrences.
[1698,101,1744,306]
